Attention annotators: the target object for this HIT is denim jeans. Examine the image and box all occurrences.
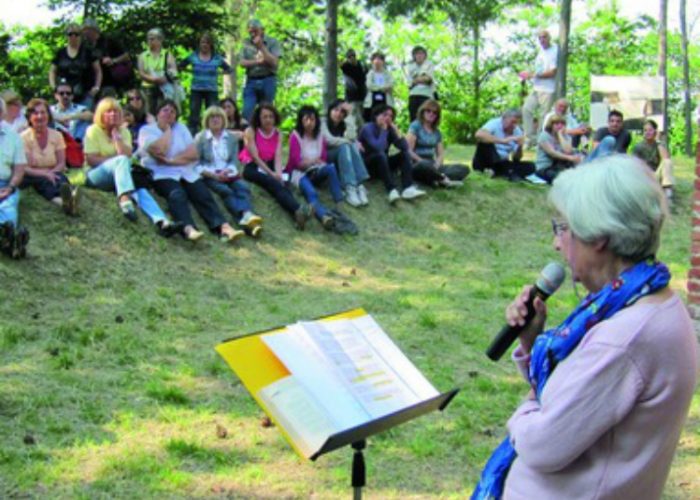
[0,180,20,227]
[85,155,135,197]
[243,162,301,217]
[242,76,277,122]
[203,177,253,219]
[133,188,167,224]
[152,178,225,231]
[21,172,71,201]
[298,164,343,220]
[586,136,617,163]
[327,143,369,188]
[189,90,219,134]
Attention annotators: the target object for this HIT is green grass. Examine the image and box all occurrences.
[1,144,698,498]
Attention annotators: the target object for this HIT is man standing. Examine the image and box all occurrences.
[51,81,94,143]
[82,19,132,97]
[340,49,367,124]
[0,98,29,259]
[589,110,631,160]
[240,19,281,122]
[473,109,535,182]
[542,98,591,149]
[521,30,558,148]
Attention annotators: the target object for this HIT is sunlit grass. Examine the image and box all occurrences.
[0,147,697,498]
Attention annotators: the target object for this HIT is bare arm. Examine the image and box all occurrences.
[49,65,57,90]
[0,163,26,200]
[244,127,279,179]
[405,132,423,163]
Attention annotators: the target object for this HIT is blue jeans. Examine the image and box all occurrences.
[242,76,277,122]
[204,177,253,219]
[327,143,369,188]
[0,180,20,227]
[133,188,167,224]
[85,155,135,197]
[587,136,616,162]
[21,172,71,201]
[298,164,343,220]
[189,90,219,134]
[152,178,226,231]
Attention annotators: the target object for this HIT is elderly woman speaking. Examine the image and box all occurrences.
[473,155,698,499]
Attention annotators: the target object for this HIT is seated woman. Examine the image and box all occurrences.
[534,114,582,184]
[139,99,243,242]
[220,97,247,150]
[19,98,79,216]
[0,97,30,259]
[285,105,344,230]
[405,99,469,188]
[1,90,28,133]
[472,156,698,499]
[194,105,263,238]
[321,100,369,207]
[359,104,425,204]
[240,103,312,230]
[84,97,179,236]
[632,119,674,204]
[125,88,154,124]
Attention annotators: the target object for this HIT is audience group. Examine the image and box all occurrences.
[0,22,683,259]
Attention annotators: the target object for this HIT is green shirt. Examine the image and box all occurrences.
[240,35,281,78]
[0,123,27,181]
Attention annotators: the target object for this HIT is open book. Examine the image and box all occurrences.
[216,309,453,459]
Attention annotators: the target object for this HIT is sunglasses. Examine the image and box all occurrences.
[127,95,142,101]
[57,91,73,96]
[67,32,80,37]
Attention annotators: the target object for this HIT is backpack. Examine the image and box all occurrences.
[60,129,85,168]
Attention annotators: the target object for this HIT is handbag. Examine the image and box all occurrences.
[160,51,185,109]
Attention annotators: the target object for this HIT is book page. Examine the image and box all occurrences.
[257,375,338,459]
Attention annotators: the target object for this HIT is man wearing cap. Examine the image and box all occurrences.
[240,19,281,121]
[520,30,558,148]
[82,18,132,96]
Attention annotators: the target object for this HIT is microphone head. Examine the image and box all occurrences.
[536,262,566,296]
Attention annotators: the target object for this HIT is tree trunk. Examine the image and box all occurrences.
[680,0,693,156]
[471,22,480,136]
[658,0,669,135]
[323,0,339,110]
[555,0,572,98]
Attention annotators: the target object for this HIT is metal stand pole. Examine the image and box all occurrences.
[351,440,366,500]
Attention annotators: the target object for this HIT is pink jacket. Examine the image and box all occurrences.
[284,130,327,174]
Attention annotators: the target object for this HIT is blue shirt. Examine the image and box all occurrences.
[0,123,27,181]
[481,117,523,160]
[182,52,232,92]
[408,120,442,159]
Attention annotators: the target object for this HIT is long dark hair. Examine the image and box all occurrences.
[220,97,242,130]
[295,104,321,138]
[251,103,280,129]
[326,99,347,137]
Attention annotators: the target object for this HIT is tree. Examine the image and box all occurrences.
[555,0,572,98]
[323,0,340,109]
[658,0,669,134]
[679,0,693,156]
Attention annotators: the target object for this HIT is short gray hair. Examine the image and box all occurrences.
[503,109,522,120]
[549,155,666,261]
[147,28,164,41]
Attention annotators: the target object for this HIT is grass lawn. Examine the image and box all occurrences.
[1,144,698,498]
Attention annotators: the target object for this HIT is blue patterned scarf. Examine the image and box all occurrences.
[471,259,670,500]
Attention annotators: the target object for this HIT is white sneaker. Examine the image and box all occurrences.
[440,178,463,188]
[388,189,401,204]
[401,185,427,200]
[345,186,362,207]
[358,184,369,205]
[239,211,262,228]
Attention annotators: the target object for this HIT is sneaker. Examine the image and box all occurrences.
[484,168,496,178]
[388,189,401,204]
[439,178,463,188]
[239,211,263,229]
[247,225,263,238]
[401,185,427,200]
[119,199,137,222]
[294,204,314,230]
[220,225,245,243]
[345,186,362,207]
[12,225,29,259]
[358,184,369,205]
[157,220,185,238]
[184,227,204,242]
[321,214,336,230]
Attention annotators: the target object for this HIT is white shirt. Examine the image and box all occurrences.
[138,122,200,182]
[533,45,558,94]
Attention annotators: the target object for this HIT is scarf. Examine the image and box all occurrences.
[471,259,670,500]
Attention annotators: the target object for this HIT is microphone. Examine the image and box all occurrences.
[486,262,566,361]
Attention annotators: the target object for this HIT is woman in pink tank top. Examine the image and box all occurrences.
[241,103,312,229]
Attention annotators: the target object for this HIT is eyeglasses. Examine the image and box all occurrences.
[551,218,570,236]
[127,95,142,101]
[57,91,73,96]
[67,32,80,37]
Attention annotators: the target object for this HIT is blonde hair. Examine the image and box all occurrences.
[544,114,565,133]
[202,105,228,131]
[94,97,123,128]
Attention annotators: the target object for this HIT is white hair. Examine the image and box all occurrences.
[549,155,666,261]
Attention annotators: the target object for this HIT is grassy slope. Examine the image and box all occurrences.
[0,145,698,499]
